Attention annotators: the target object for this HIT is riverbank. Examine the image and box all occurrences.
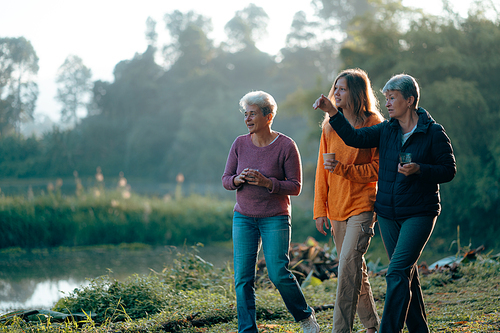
[1,245,499,332]
[0,243,233,313]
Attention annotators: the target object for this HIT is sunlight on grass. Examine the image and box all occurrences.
[1,244,498,333]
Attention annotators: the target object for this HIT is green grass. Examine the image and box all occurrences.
[0,185,328,250]
[0,189,235,249]
[1,186,499,332]
[1,245,499,333]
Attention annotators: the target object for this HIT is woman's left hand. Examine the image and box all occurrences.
[245,169,273,190]
[398,162,421,176]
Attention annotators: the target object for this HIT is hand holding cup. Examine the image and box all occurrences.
[399,152,412,165]
[398,152,421,176]
[323,153,337,173]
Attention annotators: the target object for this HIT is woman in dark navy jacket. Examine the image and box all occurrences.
[313,74,456,333]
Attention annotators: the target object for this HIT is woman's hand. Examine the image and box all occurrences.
[324,157,339,173]
[233,168,249,186]
[315,217,332,236]
[398,162,421,176]
[313,94,338,117]
[245,169,273,190]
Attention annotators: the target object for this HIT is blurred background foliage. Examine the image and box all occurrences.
[1,0,499,252]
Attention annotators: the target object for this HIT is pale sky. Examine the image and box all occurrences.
[0,0,474,123]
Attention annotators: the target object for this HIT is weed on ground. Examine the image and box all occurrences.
[1,246,499,333]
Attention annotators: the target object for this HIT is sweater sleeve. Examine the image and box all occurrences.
[333,147,379,183]
[332,116,381,183]
[269,140,302,196]
[313,130,329,219]
[221,139,241,191]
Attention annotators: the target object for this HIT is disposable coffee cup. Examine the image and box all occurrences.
[323,153,335,161]
[323,153,336,173]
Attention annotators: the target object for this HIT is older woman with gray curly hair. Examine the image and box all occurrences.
[222,90,319,333]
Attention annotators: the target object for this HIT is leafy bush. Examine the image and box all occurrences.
[54,274,172,322]
[53,244,235,323]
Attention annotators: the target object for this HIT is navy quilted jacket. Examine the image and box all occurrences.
[329,107,456,220]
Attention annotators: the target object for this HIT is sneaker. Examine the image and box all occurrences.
[299,310,320,333]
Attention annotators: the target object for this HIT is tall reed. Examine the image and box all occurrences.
[0,190,234,249]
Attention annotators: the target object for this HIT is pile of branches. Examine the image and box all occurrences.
[256,237,339,286]
[255,239,491,286]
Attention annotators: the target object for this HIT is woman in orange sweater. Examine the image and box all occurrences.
[314,68,384,333]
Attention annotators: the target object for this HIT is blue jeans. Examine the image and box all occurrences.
[233,211,313,332]
[377,215,437,333]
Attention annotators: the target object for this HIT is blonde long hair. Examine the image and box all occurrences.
[322,68,384,127]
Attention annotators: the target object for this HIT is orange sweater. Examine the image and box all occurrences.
[313,115,381,221]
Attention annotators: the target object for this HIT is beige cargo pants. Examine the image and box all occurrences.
[331,211,380,333]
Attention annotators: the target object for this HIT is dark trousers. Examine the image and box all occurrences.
[377,215,437,333]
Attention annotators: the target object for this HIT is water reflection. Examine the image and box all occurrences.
[0,245,233,314]
[0,278,87,311]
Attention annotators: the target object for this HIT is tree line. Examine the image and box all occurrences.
[0,0,499,250]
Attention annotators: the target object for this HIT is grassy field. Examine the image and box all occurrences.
[1,244,499,333]
[1,183,498,332]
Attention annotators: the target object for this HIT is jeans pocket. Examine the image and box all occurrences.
[355,222,375,254]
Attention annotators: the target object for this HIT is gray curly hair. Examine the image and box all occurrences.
[239,90,278,117]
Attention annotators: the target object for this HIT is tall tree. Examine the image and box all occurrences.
[312,0,377,32]
[95,46,163,120]
[223,4,269,51]
[285,11,321,50]
[0,37,39,136]
[55,55,92,124]
[145,16,158,48]
[313,0,500,249]
[278,10,338,89]
[163,10,213,70]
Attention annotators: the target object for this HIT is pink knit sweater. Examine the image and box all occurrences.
[222,133,302,218]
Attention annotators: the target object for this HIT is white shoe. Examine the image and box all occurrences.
[299,309,320,333]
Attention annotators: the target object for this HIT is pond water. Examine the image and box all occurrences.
[0,245,234,315]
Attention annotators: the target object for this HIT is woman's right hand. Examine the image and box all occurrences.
[233,168,249,186]
[315,216,332,236]
[324,157,339,173]
[313,94,338,117]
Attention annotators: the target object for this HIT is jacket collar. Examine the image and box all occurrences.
[389,107,434,133]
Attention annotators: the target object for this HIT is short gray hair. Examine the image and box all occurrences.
[239,90,277,117]
[382,74,420,107]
